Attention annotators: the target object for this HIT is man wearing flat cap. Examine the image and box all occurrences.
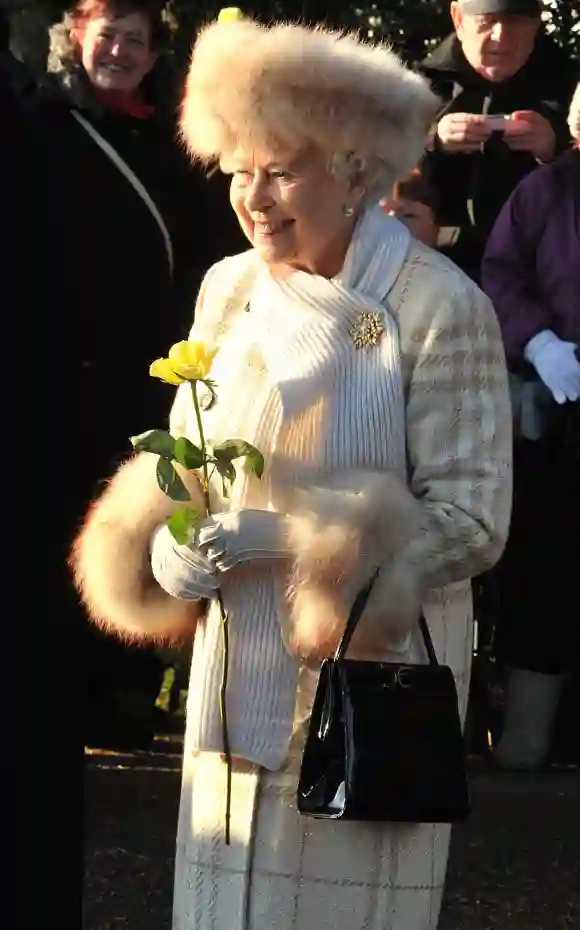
[421,0,578,282]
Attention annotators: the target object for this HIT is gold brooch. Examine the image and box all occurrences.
[348,311,385,349]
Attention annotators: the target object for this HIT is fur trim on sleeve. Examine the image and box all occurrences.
[283,469,425,663]
[70,452,206,643]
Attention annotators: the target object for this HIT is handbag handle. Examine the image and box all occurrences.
[334,568,439,666]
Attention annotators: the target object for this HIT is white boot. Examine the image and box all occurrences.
[494,667,564,770]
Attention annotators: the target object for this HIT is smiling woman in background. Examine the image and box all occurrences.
[23,0,243,751]
[34,0,242,446]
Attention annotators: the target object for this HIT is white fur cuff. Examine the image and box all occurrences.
[282,469,424,663]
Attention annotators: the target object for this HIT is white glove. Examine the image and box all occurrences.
[150,525,220,601]
[197,509,291,573]
[524,330,580,404]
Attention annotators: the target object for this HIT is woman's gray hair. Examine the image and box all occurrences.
[47,16,75,73]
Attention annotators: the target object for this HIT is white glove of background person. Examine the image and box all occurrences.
[524,330,580,404]
[197,509,292,573]
[150,525,220,601]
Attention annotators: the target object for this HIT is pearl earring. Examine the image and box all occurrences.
[344,205,355,217]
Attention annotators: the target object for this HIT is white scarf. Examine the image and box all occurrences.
[186,207,412,769]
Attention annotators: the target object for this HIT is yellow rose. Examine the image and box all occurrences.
[169,340,217,380]
[149,340,217,385]
[149,357,185,385]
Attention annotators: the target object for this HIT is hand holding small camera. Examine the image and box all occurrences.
[436,112,492,153]
[485,113,510,133]
[436,110,556,163]
[502,110,557,162]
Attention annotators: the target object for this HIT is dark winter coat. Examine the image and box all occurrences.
[24,68,245,513]
[420,33,578,282]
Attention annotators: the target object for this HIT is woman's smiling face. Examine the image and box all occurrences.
[228,144,358,278]
[80,11,157,93]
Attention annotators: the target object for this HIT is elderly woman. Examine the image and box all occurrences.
[73,18,512,930]
[482,84,580,770]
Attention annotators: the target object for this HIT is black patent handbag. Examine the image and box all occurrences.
[297,570,470,823]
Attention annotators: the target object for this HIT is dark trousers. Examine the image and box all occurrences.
[494,436,579,675]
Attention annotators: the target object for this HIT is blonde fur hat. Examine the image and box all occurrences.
[180,18,439,199]
[568,83,580,143]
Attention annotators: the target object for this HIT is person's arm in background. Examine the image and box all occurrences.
[482,165,580,404]
[481,166,553,360]
[503,105,569,165]
[502,40,579,165]
[420,106,489,231]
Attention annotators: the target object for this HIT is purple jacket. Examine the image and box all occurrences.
[482,149,580,363]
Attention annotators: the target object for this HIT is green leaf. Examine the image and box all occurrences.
[173,436,205,470]
[156,458,190,502]
[243,444,265,479]
[166,507,200,545]
[213,439,264,478]
[213,439,247,462]
[215,458,237,483]
[130,429,176,459]
[214,457,236,497]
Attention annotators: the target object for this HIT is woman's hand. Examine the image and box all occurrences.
[198,509,291,572]
[151,525,219,601]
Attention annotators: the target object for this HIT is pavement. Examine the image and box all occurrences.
[83,738,579,930]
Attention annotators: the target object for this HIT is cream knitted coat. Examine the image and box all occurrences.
[72,240,512,930]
